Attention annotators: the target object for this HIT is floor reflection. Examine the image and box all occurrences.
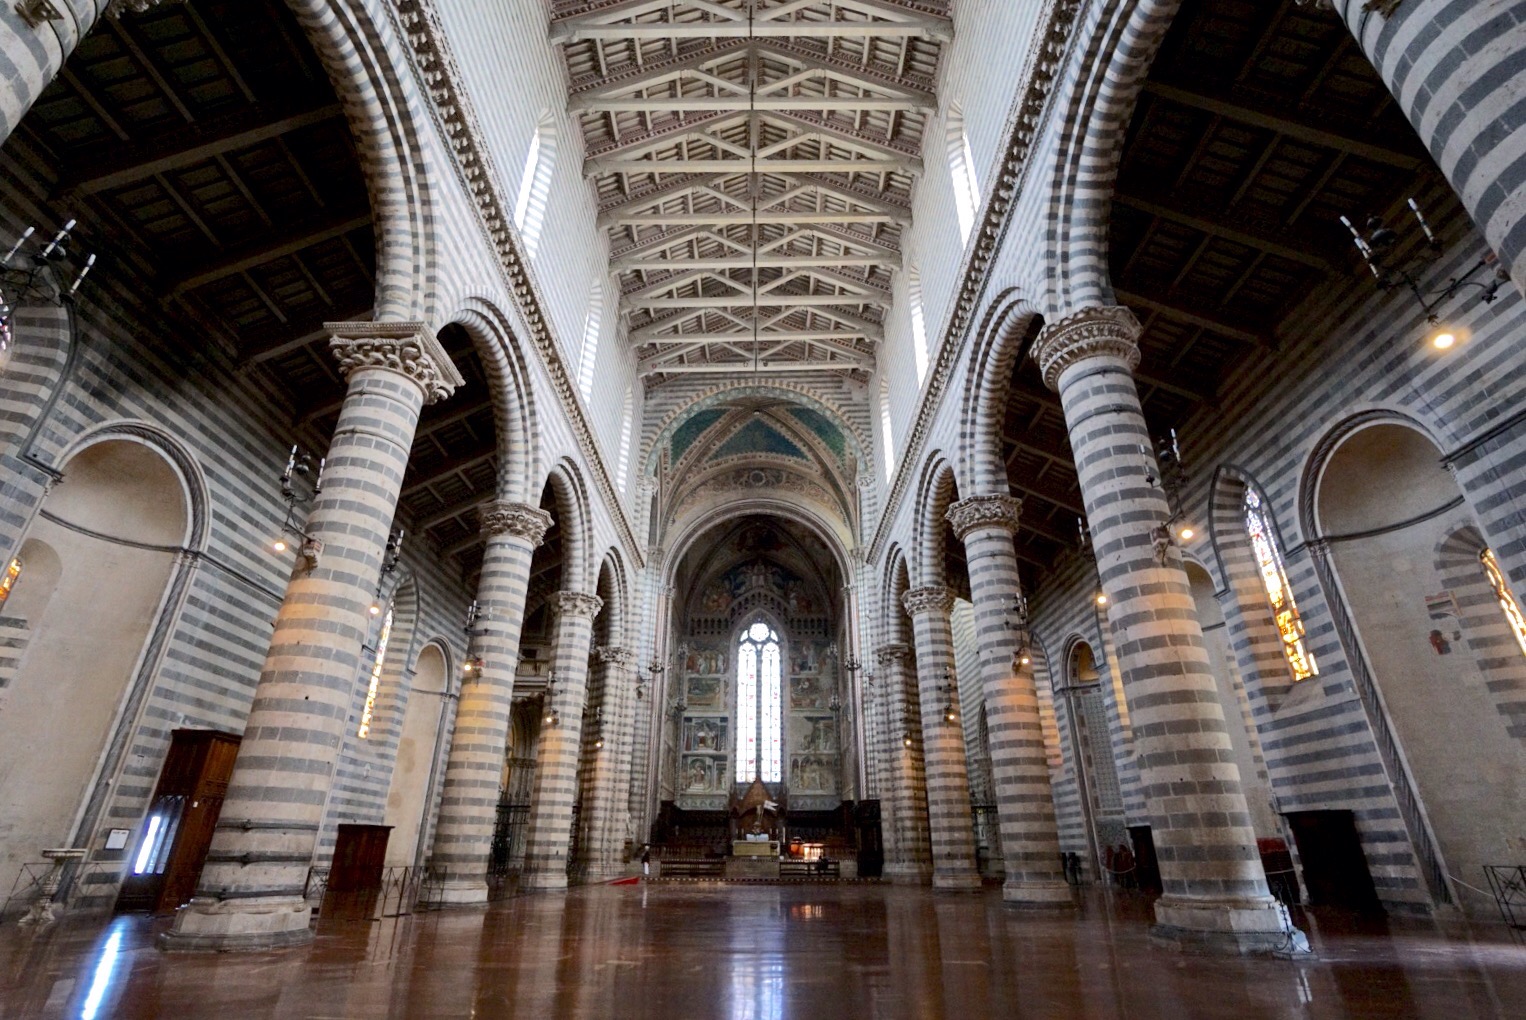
[0,886,1523,1019]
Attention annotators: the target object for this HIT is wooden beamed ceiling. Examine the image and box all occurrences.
[552,0,950,378]
[7,0,499,574]
[1003,0,1444,580]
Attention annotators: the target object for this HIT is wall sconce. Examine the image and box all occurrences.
[1144,428,1194,562]
[902,730,914,748]
[938,670,957,725]
[462,654,485,679]
[592,706,605,750]
[1341,200,1508,348]
[273,445,326,568]
[543,671,561,726]
[369,527,405,615]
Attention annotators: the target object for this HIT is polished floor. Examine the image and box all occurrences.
[1,884,1524,1019]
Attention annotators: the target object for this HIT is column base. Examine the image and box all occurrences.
[883,861,931,884]
[931,870,982,893]
[1002,879,1075,907]
[520,869,569,892]
[431,877,490,906]
[159,896,313,953]
[1149,895,1312,958]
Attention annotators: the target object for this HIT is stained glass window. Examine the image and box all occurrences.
[0,557,19,612]
[1481,549,1526,660]
[357,607,393,739]
[1245,488,1316,681]
[735,620,782,783]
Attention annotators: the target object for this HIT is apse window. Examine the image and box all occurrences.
[513,114,557,258]
[735,620,782,783]
[1481,548,1526,659]
[357,606,394,739]
[947,104,980,244]
[1245,488,1316,681]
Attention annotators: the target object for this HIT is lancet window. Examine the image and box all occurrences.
[357,607,394,739]
[735,620,782,783]
[1481,548,1526,660]
[1245,488,1316,681]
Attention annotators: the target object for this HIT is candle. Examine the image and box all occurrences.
[1408,197,1437,244]
[2,227,35,266]
[39,219,75,258]
[68,253,96,295]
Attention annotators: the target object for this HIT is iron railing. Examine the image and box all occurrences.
[1484,865,1526,930]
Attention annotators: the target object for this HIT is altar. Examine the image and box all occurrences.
[732,838,779,857]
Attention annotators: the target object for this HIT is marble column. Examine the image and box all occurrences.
[946,495,1073,907]
[876,643,930,881]
[430,501,551,904]
[902,587,981,892]
[521,590,603,891]
[162,321,461,950]
[1334,0,1526,290]
[583,644,636,879]
[1034,306,1291,951]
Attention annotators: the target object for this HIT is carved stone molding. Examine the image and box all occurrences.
[327,321,465,405]
[902,586,955,618]
[552,590,604,619]
[1031,306,1142,392]
[875,642,911,667]
[478,501,553,545]
[597,645,636,668]
[946,494,1023,540]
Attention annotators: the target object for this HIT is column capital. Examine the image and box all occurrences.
[1032,306,1141,392]
[596,645,635,667]
[478,501,553,544]
[551,590,603,619]
[902,585,955,617]
[327,321,465,405]
[947,494,1023,540]
[875,642,912,666]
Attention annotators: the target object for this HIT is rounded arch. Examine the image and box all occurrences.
[57,419,211,553]
[447,299,541,503]
[662,500,853,594]
[1041,0,1182,316]
[882,545,914,648]
[541,458,595,593]
[289,0,437,321]
[594,549,629,649]
[911,455,961,588]
[959,290,1044,495]
[1296,408,1449,543]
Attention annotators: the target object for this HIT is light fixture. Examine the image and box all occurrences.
[272,445,325,567]
[462,654,485,678]
[369,602,382,616]
[1340,200,1508,342]
[272,538,287,553]
[594,735,604,749]
[938,670,957,725]
[1096,592,1109,606]
[902,731,913,748]
[0,220,97,355]
[1430,328,1457,350]
[1178,526,1195,541]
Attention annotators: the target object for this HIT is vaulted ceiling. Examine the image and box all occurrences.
[550,0,951,379]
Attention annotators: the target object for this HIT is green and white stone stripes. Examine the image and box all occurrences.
[876,643,931,881]
[902,587,982,892]
[582,644,636,878]
[430,501,551,903]
[521,590,603,891]
[1035,306,1288,951]
[162,322,461,950]
[946,494,1073,906]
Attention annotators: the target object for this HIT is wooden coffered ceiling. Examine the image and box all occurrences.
[551,0,950,378]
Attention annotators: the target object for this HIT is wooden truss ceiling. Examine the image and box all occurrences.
[1003,0,1442,581]
[7,0,498,578]
[552,0,950,378]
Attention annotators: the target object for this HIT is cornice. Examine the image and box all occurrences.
[866,0,1084,565]
[392,0,643,569]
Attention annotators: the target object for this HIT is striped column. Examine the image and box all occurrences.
[521,589,602,891]
[582,644,636,878]
[1335,0,1526,290]
[876,643,930,881]
[162,322,461,951]
[947,495,1073,907]
[1034,307,1289,951]
[902,588,981,892]
[0,1,120,149]
[429,501,550,904]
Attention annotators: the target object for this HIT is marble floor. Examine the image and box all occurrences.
[1,885,1524,1019]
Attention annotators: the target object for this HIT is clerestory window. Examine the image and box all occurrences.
[1245,488,1316,681]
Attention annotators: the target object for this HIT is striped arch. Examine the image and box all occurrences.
[1041,0,1182,316]
[1435,525,1526,747]
[290,0,439,321]
[448,299,541,504]
[595,548,630,649]
[882,545,914,648]
[912,455,961,589]
[542,458,595,595]
[959,289,1045,496]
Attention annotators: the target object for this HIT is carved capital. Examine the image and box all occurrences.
[597,645,636,668]
[946,494,1023,540]
[903,585,955,617]
[478,501,553,545]
[327,321,465,405]
[875,642,911,667]
[552,590,603,619]
[1031,306,1141,392]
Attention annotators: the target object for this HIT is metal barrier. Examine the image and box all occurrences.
[1484,865,1526,929]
